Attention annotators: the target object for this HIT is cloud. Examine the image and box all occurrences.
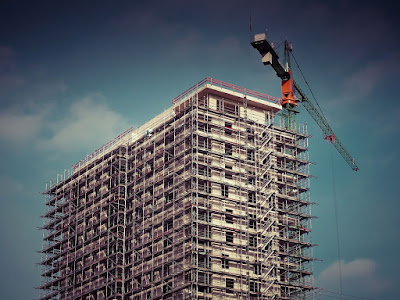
[0,90,131,154]
[342,60,386,102]
[0,45,67,99]
[0,63,63,145]
[329,56,398,109]
[0,109,46,143]
[317,258,389,295]
[38,96,131,152]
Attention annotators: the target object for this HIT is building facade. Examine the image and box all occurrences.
[39,78,314,300]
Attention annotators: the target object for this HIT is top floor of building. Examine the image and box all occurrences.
[45,77,285,193]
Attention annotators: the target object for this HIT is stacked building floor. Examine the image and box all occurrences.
[39,78,315,300]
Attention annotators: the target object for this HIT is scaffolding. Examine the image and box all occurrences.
[39,78,315,300]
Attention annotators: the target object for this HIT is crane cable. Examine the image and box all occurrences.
[330,144,344,300]
[290,51,327,120]
[289,44,368,300]
[320,288,376,300]
[289,47,346,297]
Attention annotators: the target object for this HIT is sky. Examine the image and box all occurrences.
[0,0,399,299]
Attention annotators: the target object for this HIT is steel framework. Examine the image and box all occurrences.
[39,78,315,300]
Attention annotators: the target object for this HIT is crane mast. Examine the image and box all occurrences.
[251,32,359,171]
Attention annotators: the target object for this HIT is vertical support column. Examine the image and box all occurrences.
[241,96,252,299]
[191,93,200,300]
[106,146,128,299]
[256,118,278,300]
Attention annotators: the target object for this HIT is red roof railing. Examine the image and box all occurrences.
[172,77,281,104]
[72,127,133,170]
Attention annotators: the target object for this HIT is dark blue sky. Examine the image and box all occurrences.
[1,1,399,299]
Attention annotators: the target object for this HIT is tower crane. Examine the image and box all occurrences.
[251,32,359,171]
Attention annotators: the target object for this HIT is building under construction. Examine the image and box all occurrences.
[39,78,315,300]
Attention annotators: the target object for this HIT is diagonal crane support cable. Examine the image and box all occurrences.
[293,81,359,171]
[290,51,326,119]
